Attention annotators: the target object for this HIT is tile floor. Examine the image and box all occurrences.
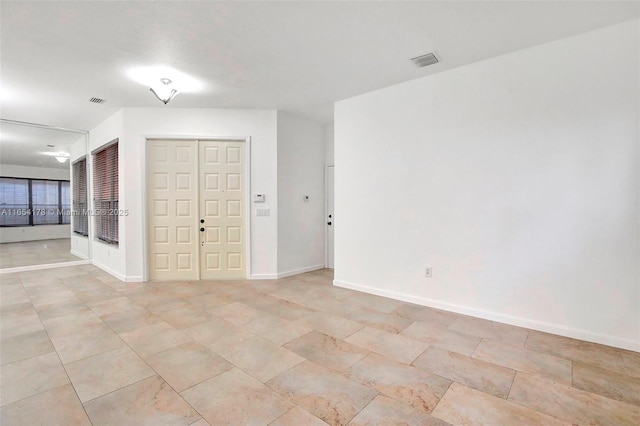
[1,264,639,425]
[0,239,82,269]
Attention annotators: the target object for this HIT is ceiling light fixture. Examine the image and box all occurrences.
[150,78,178,105]
[53,152,70,163]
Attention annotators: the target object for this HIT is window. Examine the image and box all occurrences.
[72,158,88,235]
[93,140,119,245]
[0,177,70,226]
[0,178,30,226]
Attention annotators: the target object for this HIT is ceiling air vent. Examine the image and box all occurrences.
[89,97,106,104]
[411,53,439,68]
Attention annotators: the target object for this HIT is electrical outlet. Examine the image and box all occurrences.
[425,266,432,278]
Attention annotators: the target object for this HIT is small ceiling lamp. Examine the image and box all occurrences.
[54,153,70,163]
[150,78,178,105]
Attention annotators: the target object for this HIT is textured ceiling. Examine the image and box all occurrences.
[0,1,638,167]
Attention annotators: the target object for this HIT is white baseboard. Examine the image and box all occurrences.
[70,249,89,260]
[277,264,325,279]
[90,260,143,282]
[334,279,640,352]
[0,260,91,274]
[91,260,125,282]
[250,273,279,280]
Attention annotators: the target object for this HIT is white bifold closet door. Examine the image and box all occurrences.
[147,139,246,280]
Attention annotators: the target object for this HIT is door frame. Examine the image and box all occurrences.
[325,164,334,269]
[142,136,252,281]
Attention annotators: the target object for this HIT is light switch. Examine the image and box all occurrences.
[256,208,270,217]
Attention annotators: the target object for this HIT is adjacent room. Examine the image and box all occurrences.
[1,1,638,425]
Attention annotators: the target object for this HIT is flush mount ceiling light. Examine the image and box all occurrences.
[42,151,70,163]
[55,154,69,163]
[150,78,178,105]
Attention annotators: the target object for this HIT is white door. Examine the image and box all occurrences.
[147,140,199,280]
[147,139,246,280]
[199,140,245,279]
[326,165,334,269]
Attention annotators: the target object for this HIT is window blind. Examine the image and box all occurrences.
[0,177,30,226]
[72,159,88,235]
[32,180,59,225]
[93,141,119,244]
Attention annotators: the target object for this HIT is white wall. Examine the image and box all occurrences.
[277,112,326,276]
[118,108,279,281]
[88,110,126,278]
[0,164,71,243]
[325,124,334,166]
[0,164,70,180]
[334,20,639,350]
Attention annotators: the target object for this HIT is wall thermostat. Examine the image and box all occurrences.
[254,194,265,203]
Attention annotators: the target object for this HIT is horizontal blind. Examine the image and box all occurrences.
[60,181,71,225]
[93,141,119,244]
[72,158,88,235]
[0,177,30,226]
[32,180,59,225]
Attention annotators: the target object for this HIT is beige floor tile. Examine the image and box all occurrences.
[345,326,428,364]
[84,375,200,426]
[244,293,317,321]
[0,383,91,425]
[294,311,364,339]
[71,284,122,303]
[209,302,265,326]
[146,341,233,392]
[432,383,569,426]
[508,372,640,425]
[87,295,141,317]
[184,293,235,310]
[156,304,212,329]
[472,339,572,385]
[0,352,69,406]
[346,292,405,314]
[245,313,311,345]
[50,325,125,364]
[0,284,30,306]
[34,297,91,321]
[401,321,481,356]
[217,335,305,382]
[42,310,104,339]
[525,331,630,375]
[119,321,192,358]
[266,360,377,426]
[182,317,252,348]
[0,329,54,365]
[188,419,211,426]
[64,346,155,403]
[413,346,515,398]
[101,306,163,333]
[0,303,42,338]
[572,362,640,407]
[344,308,414,333]
[346,353,451,414]
[393,304,461,328]
[448,316,529,347]
[270,406,329,426]
[350,395,451,426]
[284,330,369,372]
[182,368,294,425]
